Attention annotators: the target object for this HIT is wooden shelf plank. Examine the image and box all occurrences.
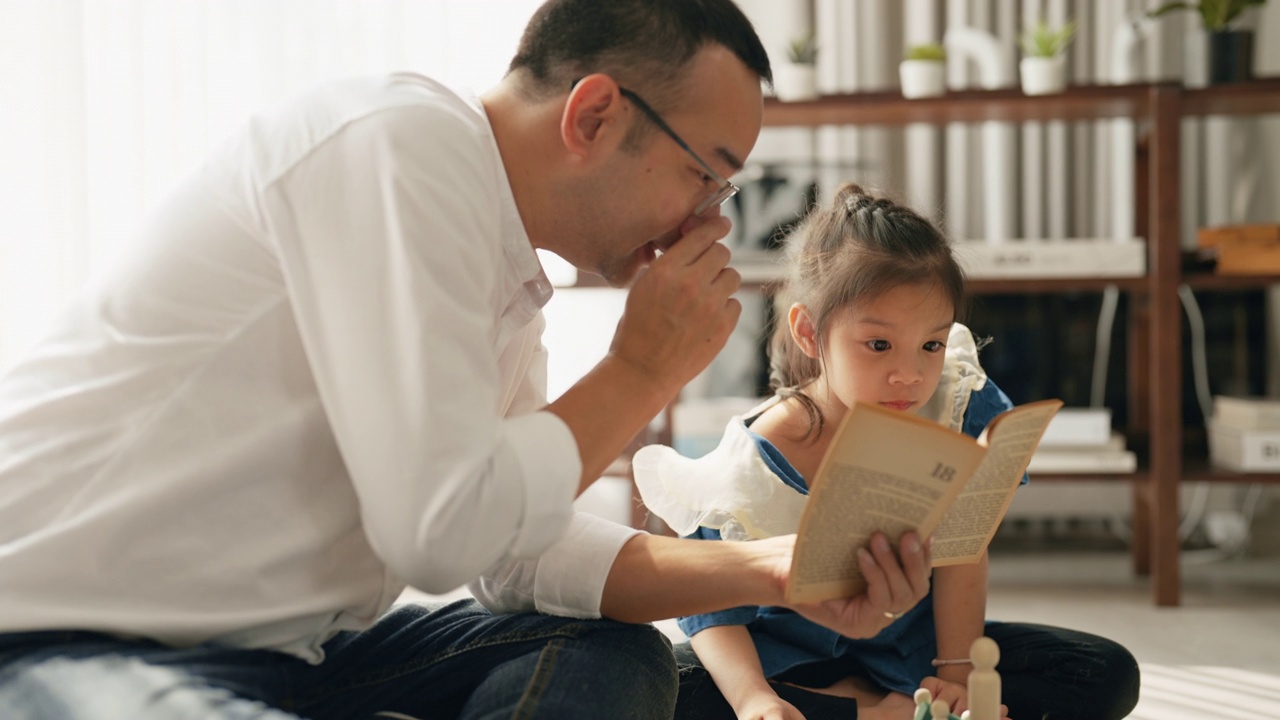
[1183,272,1280,291]
[1182,78,1280,117]
[763,83,1153,127]
[1182,468,1280,483]
[762,79,1280,129]
[1182,458,1280,483]
[968,277,1147,294]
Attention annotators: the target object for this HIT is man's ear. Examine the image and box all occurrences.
[560,74,626,160]
[789,303,820,359]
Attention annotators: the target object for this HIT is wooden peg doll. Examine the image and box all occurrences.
[966,636,1002,720]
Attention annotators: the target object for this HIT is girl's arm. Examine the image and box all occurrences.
[691,625,802,720]
[926,553,989,708]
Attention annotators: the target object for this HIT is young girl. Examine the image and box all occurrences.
[635,184,1140,720]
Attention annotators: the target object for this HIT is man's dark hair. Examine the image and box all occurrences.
[508,0,772,109]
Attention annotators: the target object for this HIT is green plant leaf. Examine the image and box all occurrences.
[905,43,946,61]
[1146,0,1269,30]
[1148,2,1199,19]
[788,34,818,64]
[1019,18,1077,57]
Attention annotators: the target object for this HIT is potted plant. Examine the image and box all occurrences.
[1149,0,1269,84]
[774,33,818,102]
[1018,19,1076,95]
[900,43,947,99]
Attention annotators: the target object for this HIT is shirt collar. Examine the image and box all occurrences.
[467,92,554,311]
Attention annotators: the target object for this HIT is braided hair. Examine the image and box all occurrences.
[768,183,966,437]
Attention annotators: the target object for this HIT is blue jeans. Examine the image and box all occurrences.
[0,600,677,719]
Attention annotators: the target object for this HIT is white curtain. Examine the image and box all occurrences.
[0,0,543,368]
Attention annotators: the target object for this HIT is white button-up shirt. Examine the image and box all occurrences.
[0,73,638,662]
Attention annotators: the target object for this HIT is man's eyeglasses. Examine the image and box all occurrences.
[576,82,737,216]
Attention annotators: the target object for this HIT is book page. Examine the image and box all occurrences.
[786,403,986,603]
[932,399,1064,566]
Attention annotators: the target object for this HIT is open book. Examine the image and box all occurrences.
[785,398,1064,603]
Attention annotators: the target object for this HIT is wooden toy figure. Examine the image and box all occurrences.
[913,688,933,720]
[967,636,1002,720]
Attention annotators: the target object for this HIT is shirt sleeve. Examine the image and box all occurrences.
[468,512,641,618]
[260,101,580,594]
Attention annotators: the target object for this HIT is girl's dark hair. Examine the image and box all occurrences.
[768,183,967,438]
[507,0,772,112]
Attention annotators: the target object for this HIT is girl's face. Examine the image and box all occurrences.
[794,282,954,418]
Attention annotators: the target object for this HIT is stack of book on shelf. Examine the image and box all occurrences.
[1209,396,1280,472]
[953,239,1146,280]
[1026,407,1137,474]
[725,239,1151,284]
[1197,224,1280,275]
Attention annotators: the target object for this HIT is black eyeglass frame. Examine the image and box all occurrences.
[569,79,739,216]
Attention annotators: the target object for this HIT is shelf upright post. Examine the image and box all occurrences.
[1148,83,1183,607]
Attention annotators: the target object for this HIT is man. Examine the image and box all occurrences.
[0,1,931,718]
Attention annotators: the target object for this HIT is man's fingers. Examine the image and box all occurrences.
[868,533,914,608]
[709,265,742,298]
[898,532,931,599]
[678,213,708,236]
[856,547,891,611]
[688,240,734,281]
[660,215,732,266]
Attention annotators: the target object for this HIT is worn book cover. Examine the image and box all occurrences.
[785,398,1063,603]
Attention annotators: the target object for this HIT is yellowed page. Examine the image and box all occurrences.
[786,403,986,603]
[932,399,1063,566]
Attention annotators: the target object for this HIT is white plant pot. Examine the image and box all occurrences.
[899,59,946,99]
[1020,56,1066,96]
[774,63,818,102]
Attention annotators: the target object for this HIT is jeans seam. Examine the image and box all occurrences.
[510,638,563,720]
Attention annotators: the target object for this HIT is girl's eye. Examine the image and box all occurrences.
[868,339,890,352]
[924,340,946,352]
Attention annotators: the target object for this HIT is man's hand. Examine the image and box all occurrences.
[759,531,932,639]
[609,214,741,395]
[549,215,742,491]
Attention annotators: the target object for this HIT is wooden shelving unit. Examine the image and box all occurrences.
[760,79,1280,606]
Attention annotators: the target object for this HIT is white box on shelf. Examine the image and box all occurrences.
[1027,449,1138,474]
[1212,395,1280,430]
[1039,407,1114,447]
[953,239,1146,279]
[1029,431,1127,453]
[1208,420,1280,472]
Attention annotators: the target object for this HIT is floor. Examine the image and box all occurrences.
[982,550,1280,720]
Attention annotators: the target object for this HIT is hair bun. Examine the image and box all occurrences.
[837,182,874,215]
[836,182,868,201]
